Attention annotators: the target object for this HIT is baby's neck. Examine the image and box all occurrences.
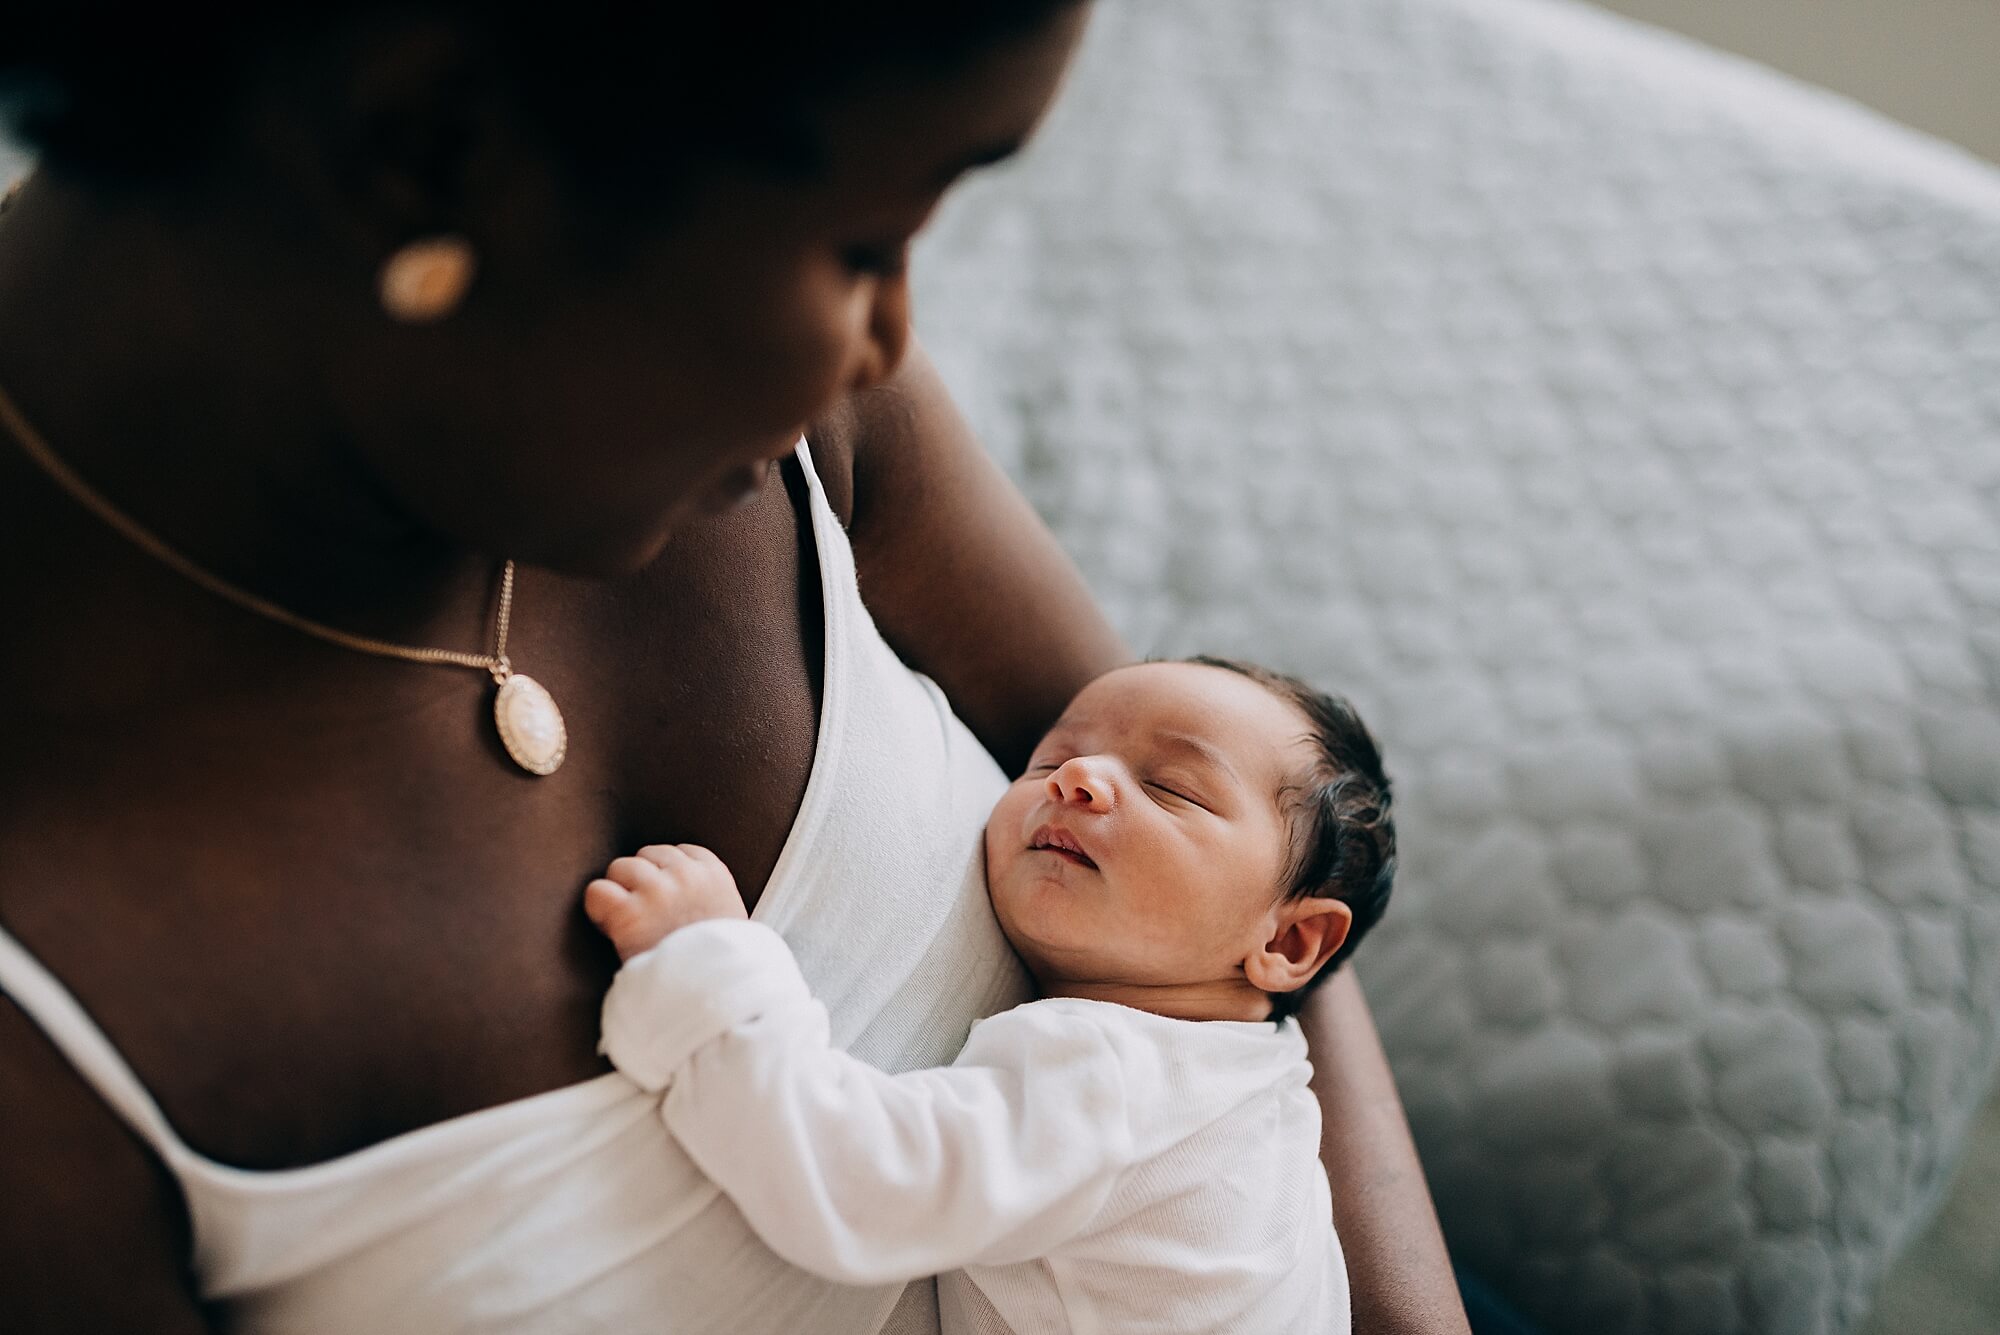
[1038,977,1274,1023]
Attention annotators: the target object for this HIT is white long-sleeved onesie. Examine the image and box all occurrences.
[600,919,1350,1335]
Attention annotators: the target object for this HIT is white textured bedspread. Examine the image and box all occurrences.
[914,2,2000,1332]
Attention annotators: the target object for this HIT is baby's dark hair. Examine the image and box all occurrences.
[1181,656,1396,1022]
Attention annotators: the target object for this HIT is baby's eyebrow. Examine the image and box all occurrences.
[1152,731,1242,787]
[1029,727,1071,755]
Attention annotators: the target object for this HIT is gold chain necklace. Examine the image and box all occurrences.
[0,382,568,776]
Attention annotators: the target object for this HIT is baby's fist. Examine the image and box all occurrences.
[585,844,746,961]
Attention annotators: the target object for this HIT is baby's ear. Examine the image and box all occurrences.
[1244,896,1352,998]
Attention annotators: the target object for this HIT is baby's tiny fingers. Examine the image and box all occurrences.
[583,878,630,927]
[636,843,693,870]
[607,855,667,889]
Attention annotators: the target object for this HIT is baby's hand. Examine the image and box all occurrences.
[585,844,747,961]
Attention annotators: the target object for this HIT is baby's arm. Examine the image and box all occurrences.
[585,859,1134,1286]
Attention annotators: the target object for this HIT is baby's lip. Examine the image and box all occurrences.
[1029,823,1099,870]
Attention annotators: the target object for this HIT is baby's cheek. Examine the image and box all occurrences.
[1153,867,1245,946]
[980,817,1007,886]
[982,782,1036,868]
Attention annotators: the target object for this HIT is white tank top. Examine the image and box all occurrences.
[0,441,1034,1334]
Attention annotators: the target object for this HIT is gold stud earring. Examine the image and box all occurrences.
[378,235,477,323]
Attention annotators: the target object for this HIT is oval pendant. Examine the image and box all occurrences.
[494,673,568,776]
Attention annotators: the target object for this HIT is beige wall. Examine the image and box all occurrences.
[1588,0,2000,163]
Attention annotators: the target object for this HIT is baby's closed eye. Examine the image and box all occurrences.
[1143,779,1209,810]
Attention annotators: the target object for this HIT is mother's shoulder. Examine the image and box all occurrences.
[803,395,861,530]
[802,338,961,538]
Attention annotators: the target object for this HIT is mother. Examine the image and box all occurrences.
[0,4,1465,1331]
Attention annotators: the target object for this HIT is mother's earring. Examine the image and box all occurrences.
[378,235,477,323]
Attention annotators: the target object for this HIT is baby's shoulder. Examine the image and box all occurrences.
[961,1001,1313,1164]
[959,996,1125,1050]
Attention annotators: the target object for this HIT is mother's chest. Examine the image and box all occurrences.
[0,479,829,1168]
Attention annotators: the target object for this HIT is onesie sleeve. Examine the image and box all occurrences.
[599,921,1137,1285]
[598,918,817,1092]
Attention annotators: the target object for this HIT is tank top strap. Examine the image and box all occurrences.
[791,436,855,591]
[0,921,197,1169]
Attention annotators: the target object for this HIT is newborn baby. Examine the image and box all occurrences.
[585,657,1395,1334]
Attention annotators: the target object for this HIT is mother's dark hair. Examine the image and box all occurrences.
[1,2,1083,197]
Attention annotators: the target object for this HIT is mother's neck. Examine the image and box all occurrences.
[0,171,479,636]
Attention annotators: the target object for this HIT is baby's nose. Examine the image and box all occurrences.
[1046,757,1116,812]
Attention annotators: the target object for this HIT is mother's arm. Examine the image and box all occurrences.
[1306,971,1473,1335]
[827,342,1471,1332]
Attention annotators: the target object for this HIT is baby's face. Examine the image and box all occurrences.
[984,662,1311,994]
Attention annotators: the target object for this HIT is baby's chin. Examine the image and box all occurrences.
[987,878,1045,972]
[989,874,1089,986]
[991,918,1133,999]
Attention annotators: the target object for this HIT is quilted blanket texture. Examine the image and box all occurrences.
[911,1,2000,1332]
